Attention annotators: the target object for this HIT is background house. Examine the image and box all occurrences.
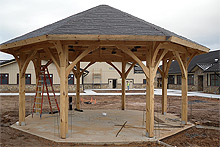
[157,50,220,94]
[0,60,146,92]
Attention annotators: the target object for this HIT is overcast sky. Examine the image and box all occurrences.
[0,0,219,60]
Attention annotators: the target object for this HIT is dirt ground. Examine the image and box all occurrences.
[0,93,219,147]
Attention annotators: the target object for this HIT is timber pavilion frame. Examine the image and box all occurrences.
[0,5,209,139]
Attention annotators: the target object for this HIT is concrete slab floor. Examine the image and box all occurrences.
[11,110,193,144]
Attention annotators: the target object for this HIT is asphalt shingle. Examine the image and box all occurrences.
[1,5,202,46]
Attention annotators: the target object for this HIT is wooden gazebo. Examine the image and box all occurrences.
[0,5,209,139]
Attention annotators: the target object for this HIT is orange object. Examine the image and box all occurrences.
[90,97,93,103]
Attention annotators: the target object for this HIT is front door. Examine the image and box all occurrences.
[198,75,203,91]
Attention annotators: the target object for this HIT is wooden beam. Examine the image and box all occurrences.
[152,42,163,66]
[153,49,168,75]
[18,53,26,126]
[45,60,53,67]
[187,52,197,67]
[125,62,136,78]
[168,36,209,53]
[106,62,122,77]
[181,55,188,125]
[58,43,69,139]
[76,62,81,110]
[121,61,126,110]
[32,53,41,113]
[116,45,149,78]
[21,50,37,75]
[145,48,154,138]
[173,51,187,79]
[162,59,168,115]
[66,44,99,77]
[79,61,95,77]
[44,47,60,76]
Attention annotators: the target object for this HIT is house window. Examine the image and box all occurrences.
[210,74,220,86]
[143,79,146,84]
[177,75,182,85]
[0,74,9,84]
[17,74,31,85]
[68,74,74,85]
[168,75,175,84]
[188,74,194,85]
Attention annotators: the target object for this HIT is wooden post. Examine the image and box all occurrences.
[19,69,26,126]
[173,51,189,125]
[162,77,168,114]
[16,51,37,126]
[76,62,80,110]
[162,59,167,115]
[33,55,41,114]
[55,42,69,139]
[121,61,126,110]
[181,56,188,125]
[146,49,154,137]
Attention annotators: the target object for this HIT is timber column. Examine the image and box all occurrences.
[19,67,26,126]
[56,42,69,138]
[146,49,155,137]
[121,61,126,110]
[76,62,81,110]
[181,56,188,124]
[162,59,168,115]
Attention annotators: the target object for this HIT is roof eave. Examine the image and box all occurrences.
[0,34,210,53]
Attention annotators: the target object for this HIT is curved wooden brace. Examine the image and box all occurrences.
[11,52,21,68]
[153,49,168,76]
[158,67,163,77]
[116,45,149,78]
[45,60,53,67]
[173,51,187,78]
[66,44,99,77]
[52,41,64,65]
[164,58,173,77]
[44,47,60,76]
[106,62,122,77]
[79,61,96,77]
[187,52,197,67]
[152,43,163,66]
[125,62,136,78]
[21,50,37,76]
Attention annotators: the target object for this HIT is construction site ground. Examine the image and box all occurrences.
[0,92,219,146]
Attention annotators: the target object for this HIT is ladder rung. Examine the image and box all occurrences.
[38,85,43,87]
[39,80,44,82]
[37,91,42,93]
[34,108,41,110]
[36,97,42,98]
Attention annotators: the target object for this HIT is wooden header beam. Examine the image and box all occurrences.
[0,34,209,53]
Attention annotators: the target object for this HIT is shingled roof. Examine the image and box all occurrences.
[1,5,204,48]
[166,50,220,74]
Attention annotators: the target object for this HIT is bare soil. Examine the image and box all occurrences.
[0,94,219,147]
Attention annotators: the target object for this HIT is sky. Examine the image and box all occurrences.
[0,0,219,60]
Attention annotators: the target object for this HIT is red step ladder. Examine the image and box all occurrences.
[32,65,60,118]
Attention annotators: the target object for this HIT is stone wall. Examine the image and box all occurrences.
[0,83,147,93]
[0,85,80,93]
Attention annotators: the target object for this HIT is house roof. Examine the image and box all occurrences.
[0,59,89,74]
[1,5,207,52]
[0,59,16,67]
[166,50,220,74]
